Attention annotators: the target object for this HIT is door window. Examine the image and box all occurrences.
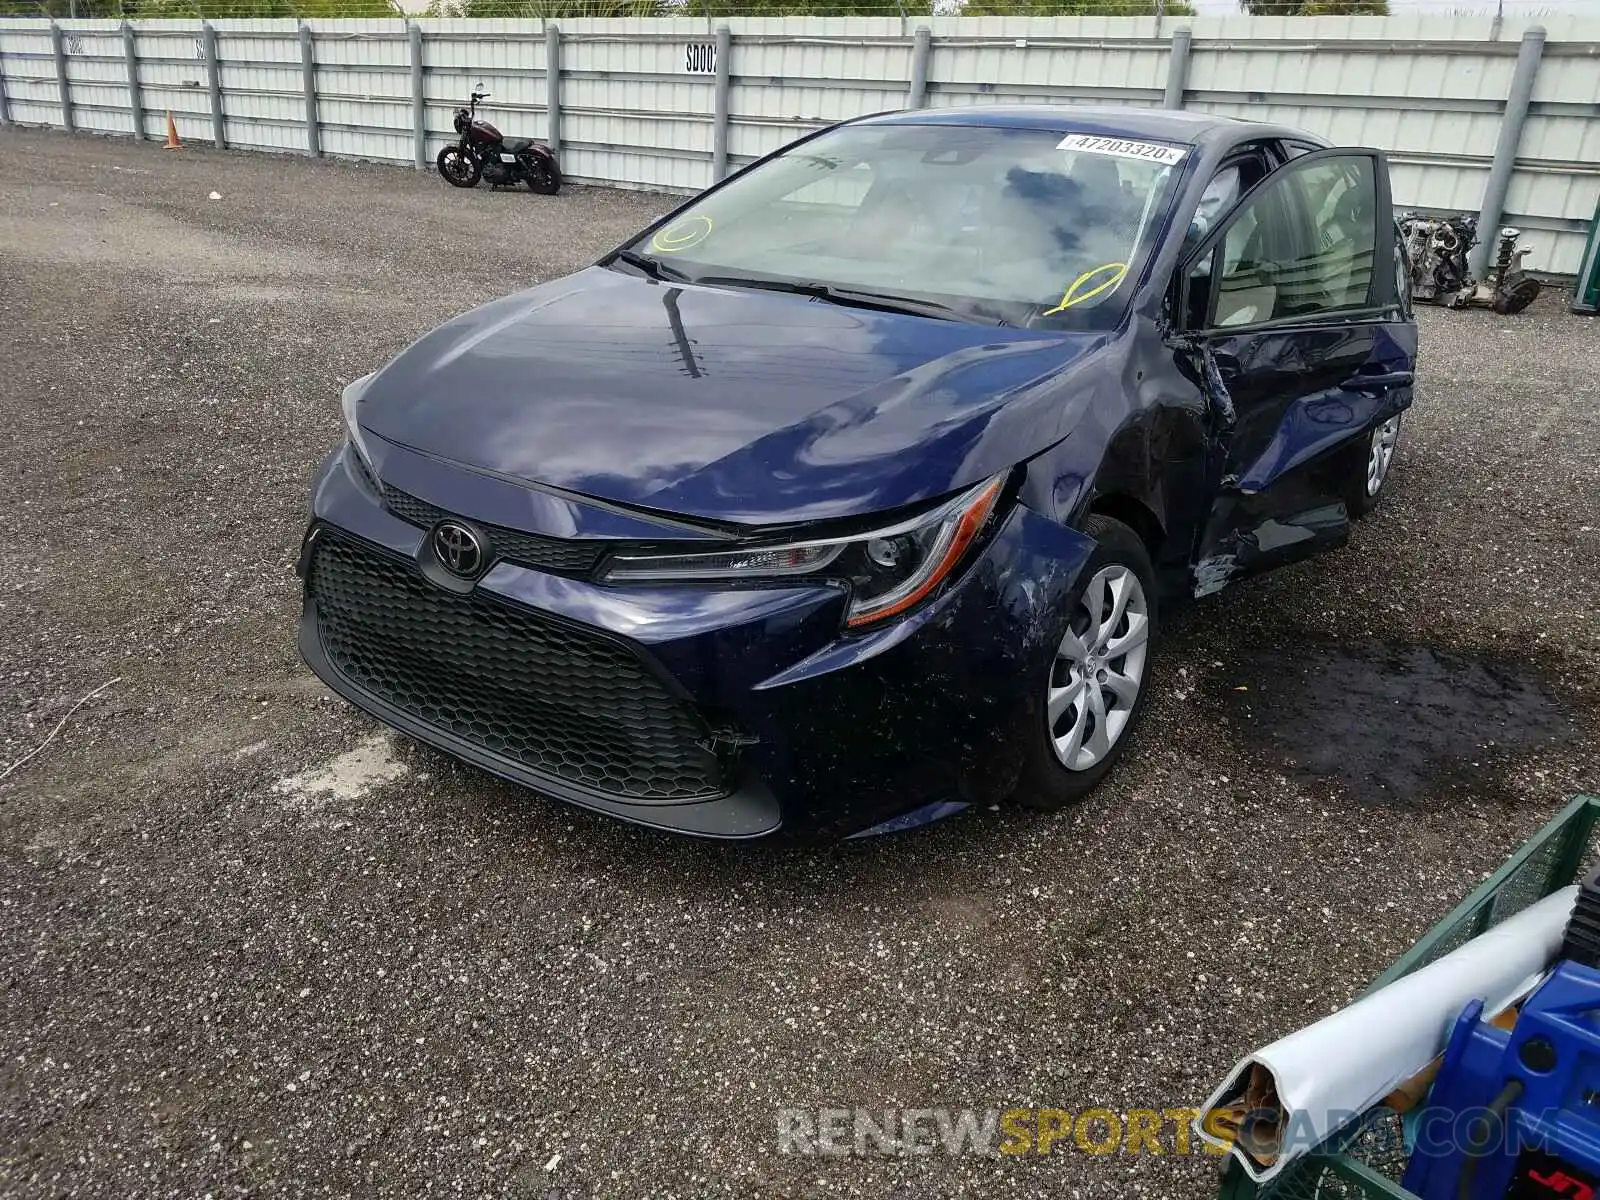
[1182,147,1275,325]
[1189,153,1381,329]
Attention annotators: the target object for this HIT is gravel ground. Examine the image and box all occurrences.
[1,127,1598,1200]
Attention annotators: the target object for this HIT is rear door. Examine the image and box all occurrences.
[1173,146,1416,596]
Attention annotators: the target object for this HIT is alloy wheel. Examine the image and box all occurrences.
[441,150,474,185]
[1366,416,1400,497]
[1048,564,1151,772]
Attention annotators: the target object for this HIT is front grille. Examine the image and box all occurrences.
[380,484,604,577]
[308,533,726,802]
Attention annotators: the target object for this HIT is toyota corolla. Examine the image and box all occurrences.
[297,106,1417,840]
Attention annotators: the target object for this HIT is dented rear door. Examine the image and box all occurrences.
[1175,147,1415,596]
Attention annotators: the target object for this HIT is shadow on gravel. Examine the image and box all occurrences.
[1213,638,1574,804]
[388,733,1034,894]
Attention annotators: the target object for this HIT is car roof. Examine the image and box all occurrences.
[859,104,1294,150]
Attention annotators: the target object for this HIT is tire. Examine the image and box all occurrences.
[1492,275,1540,315]
[526,154,561,195]
[436,146,481,189]
[1343,413,1402,519]
[1013,515,1159,813]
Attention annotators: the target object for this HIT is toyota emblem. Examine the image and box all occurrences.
[431,521,485,578]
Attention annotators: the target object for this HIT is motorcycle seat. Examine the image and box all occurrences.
[500,137,534,154]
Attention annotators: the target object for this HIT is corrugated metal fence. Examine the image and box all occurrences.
[1,13,1596,275]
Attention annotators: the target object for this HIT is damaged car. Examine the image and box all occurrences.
[297,106,1417,840]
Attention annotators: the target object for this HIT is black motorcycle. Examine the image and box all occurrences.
[436,89,561,195]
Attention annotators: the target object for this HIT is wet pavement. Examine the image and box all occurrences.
[1218,639,1574,804]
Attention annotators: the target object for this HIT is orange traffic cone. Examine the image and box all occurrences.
[163,111,180,150]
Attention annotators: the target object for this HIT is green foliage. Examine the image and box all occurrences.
[290,0,403,14]
[962,0,1192,13]
[1300,0,1387,12]
[432,0,1196,14]
[677,0,906,13]
[430,0,664,14]
[0,0,400,15]
[1240,0,1388,13]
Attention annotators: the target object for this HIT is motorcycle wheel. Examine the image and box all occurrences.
[436,146,481,189]
[526,155,561,196]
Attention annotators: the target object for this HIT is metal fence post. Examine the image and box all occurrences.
[122,20,143,140]
[299,22,319,157]
[545,23,561,160]
[1163,27,1191,110]
[202,21,224,149]
[711,24,730,183]
[1471,25,1545,279]
[0,33,12,127]
[409,22,424,169]
[50,22,74,133]
[907,26,930,109]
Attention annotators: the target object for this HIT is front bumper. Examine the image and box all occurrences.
[297,444,1096,840]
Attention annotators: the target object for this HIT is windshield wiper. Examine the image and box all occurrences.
[824,284,1010,327]
[694,274,1008,326]
[612,249,691,283]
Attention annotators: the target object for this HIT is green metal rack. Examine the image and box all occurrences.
[1216,794,1600,1200]
[1574,198,1600,315]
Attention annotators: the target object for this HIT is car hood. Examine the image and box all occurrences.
[358,266,1107,526]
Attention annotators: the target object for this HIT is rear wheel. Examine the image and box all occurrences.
[526,155,561,195]
[1013,515,1158,813]
[436,146,481,189]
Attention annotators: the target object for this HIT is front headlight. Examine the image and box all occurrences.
[600,473,1007,629]
[341,374,377,472]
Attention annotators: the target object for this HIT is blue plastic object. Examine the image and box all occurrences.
[1403,961,1600,1200]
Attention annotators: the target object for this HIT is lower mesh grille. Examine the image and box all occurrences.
[380,484,603,577]
[307,533,726,802]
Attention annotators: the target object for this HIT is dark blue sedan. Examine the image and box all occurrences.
[298,106,1417,840]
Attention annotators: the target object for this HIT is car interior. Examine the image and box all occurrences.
[1190,150,1377,330]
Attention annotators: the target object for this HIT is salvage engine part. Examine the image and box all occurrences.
[1399,213,1542,314]
[1399,213,1474,303]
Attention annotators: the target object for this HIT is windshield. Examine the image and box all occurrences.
[618,122,1186,329]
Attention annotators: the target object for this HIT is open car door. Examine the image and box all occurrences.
[1172,146,1417,597]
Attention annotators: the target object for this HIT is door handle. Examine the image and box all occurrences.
[1341,370,1414,394]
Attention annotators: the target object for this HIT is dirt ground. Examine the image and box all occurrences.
[1,127,1598,1200]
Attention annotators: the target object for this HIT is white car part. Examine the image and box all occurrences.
[1195,884,1577,1183]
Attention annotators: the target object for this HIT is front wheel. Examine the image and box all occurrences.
[436,145,481,189]
[1013,515,1158,813]
[1343,413,1402,518]
[525,154,561,195]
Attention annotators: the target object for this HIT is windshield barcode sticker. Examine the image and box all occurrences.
[1056,134,1187,167]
